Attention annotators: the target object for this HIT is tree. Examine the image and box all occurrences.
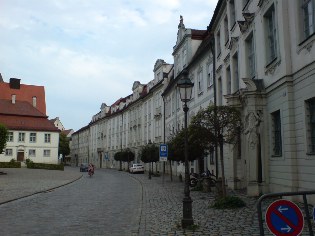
[59,133,70,163]
[168,127,209,173]
[140,143,159,174]
[0,123,8,154]
[114,151,123,170]
[121,148,135,167]
[190,105,242,197]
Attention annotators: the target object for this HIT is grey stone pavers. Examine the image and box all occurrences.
[1,168,314,235]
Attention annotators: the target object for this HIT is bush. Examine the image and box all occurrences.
[26,162,64,171]
[211,196,246,209]
[0,161,21,168]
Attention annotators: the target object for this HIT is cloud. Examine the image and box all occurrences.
[0,0,217,130]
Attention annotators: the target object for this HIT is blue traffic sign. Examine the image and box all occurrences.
[313,206,315,223]
[159,144,168,162]
[266,199,304,236]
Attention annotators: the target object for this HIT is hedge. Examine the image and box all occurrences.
[0,161,21,168]
[26,162,64,171]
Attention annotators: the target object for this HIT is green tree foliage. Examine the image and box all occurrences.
[167,126,209,172]
[190,105,242,197]
[0,123,8,154]
[114,151,123,170]
[140,143,159,163]
[121,148,135,165]
[58,133,70,160]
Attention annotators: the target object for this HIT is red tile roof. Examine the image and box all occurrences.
[0,100,46,117]
[0,81,46,115]
[0,99,59,132]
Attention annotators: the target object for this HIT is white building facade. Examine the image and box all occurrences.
[2,130,59,164]
[71,0,315,201]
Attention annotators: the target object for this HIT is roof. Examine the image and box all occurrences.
[0,99,59,132]
[189,32,212,67]
[0,115,60,132]
[0,100,46,117]
[191,29,207,40]
[0,81,46,115]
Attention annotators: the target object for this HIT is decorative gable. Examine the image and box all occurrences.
[175,15,186,47]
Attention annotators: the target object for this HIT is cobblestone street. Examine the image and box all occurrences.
[0,167,314,235]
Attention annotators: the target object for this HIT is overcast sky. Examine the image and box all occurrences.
[0,0,217,131]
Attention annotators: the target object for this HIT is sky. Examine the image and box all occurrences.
[0,0,217,131]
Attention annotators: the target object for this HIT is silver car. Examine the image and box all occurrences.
[129,164,144,174]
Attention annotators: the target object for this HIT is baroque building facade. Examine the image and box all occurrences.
[71,0,315,200]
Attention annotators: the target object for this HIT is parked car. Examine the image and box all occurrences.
[129,164,144,174]
[80,163,88,172]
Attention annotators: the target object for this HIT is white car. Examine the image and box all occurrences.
[129,164,144,174]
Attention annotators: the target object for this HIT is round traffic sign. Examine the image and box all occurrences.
[265,199,304,236]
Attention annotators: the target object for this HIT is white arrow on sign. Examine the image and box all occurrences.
[281,225,292,233]
[278,206,288,213]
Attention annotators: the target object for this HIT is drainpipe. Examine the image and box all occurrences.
[163,96,166,184]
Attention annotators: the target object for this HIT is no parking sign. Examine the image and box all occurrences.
[265,199,304,236]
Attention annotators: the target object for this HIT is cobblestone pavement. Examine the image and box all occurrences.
[0,167,82,204]
[0,168,141,236]
[129,173,315,236]
[1,167,314,235]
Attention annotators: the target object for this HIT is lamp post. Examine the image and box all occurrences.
[177,69,194,228]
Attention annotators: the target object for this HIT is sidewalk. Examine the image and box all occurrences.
[129,173,264,236]
[0,166,82,204]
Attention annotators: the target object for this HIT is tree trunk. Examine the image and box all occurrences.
[219,139,226,197]
[169,160,173,181]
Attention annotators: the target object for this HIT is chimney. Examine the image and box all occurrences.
[12,94,16,104]
[9,78,21,89]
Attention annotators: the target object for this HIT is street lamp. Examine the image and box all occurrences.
[177,69,194,228]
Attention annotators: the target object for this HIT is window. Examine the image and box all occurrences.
[246,33,256,78]
[232,53,239,92]
[224,16,229,44]
[29,149,36,157]
[18,132,25,142]
[210,147,214,164]
[30,133,36,143]
[32,96,37,107]
[5,149,13,156]
[45,133,51,143]
[302,0,315,38]
[183,49,187,67]
[216,29,221,56]
[307,98,315,153]
[226,66,232,95]
[265,5,277,63]
[272,110,282,156]
[207,63,213,87]
[197,69,203,93]
[7,132,13,142]
[218,77,223,105]
[43,149,51,157]
[190,76,195,100]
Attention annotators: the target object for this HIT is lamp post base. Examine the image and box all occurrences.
[182,197,193,228]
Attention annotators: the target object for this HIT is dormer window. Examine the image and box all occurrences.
[11,94,16,104]
[32,96,37,108]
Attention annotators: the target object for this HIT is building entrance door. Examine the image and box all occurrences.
[17,152,24,162]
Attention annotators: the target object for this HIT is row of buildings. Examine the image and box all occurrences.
[71,0,315,199]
